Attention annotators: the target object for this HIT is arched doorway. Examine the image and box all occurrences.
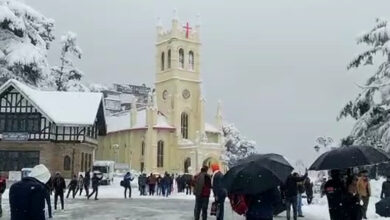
[184,157,191,173]
[202,157,219,169]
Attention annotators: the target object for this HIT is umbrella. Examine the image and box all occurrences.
[376,198,390,217]
[309,145,390,171]
[223,153,293,195]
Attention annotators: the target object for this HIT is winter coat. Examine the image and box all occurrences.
[68,178,78,189]
[194,172,211,198]
[123,174,134,187]
[84,172,91,187]
[283,173,307,198]
[53,176,66,193]
[212,171,227,200]
[9,177,47,220]
[0,177,6,194]
[324,178,346,211]
[246,188,281,219]
[91,175,103,188]
[381,180,390,199]
[148,175,157,185]
[344,184,362,220]
[162,175,171,186]
[138,175,147,186]
[304,178,314,197]
[78,177,84,189]
[357,177,371,197]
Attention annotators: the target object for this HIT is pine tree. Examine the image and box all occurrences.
[221,123,257,168]
[52,31,88,91]
[0,0,55,88]
[338,18,390,150]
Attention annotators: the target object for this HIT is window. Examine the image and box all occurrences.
[167,49,171,69]
[188,51,194,70]
[179,48,184,69]
[184,157,191,173]
[0,151,39,171]
[64,155,71,171]
[0,113,41,132]
[157,140,164,167]
[141,141,145,156]
[181,112,189,139]
[161,52,165,71]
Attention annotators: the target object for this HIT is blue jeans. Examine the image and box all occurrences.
[286,195,298,220]
[297,194,303,216]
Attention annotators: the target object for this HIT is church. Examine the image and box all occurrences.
[96,13,225,174]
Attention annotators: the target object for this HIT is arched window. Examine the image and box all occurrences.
[167,49,171,69]
[181,112,189,139]
[184,157,191,173]
[179,48,184,69]
[161,52,165,71]
[188,51,194,70]
[141,141,145,156]
[64,155,71,171]
[157,141,164,167]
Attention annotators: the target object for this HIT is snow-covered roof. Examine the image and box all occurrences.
[106,109,174,133]
[205,122,221,133]
[0,79,104,126]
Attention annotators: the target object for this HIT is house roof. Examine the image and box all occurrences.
[0,79,105,126]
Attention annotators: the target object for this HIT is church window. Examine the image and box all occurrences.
[161,52,165,71]
[179,48,184,69]
[157,140,164,167]
[188,51,194,70]
[167,49,171,68]
[141,141,145,156]
[64,155,71,171]
[181,112,189,139]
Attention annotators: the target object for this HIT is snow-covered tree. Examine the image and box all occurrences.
[51,31,88,91]
[338,18,390,150]
[221,123,257,168]
[0,0,55,88]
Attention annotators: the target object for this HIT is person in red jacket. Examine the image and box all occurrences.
[193,166,211,220]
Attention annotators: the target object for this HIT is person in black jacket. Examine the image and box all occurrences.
[381,176,390,199]
[123,172,134,199]
[0,175,6,217]
[84,170,91,197]
[88,172,103,200]
[9,164,52,220]
[304,177,314,204]
[283,170,308,220]
[323,169,346,220]
[211,163,227,220]
[246,187,281,220]
[53,172,66,210]
[66,175,78,199]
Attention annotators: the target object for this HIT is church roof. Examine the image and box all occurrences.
[205,122,221,133]
[0,79,105,126]
[106,109,175,133]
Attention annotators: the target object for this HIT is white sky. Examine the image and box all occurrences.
[27,0,388,165]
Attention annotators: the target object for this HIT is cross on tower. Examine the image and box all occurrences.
[182,22,192,39]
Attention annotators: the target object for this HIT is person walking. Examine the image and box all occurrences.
[84,170,91,197]
[345,175,362,220]
[44,179,53,219]
[323,170,346,220]
[297,180,305,217]
[193,166,211,220]
[381,176,390,199]
[53,172,66,210]
[0,175,6,217]
[245,187,281,220]
[211,163,227,220]
[66,175,78,199]
[283,170,308,220]
[88,172,103,200]
[304,177,314,204]
[157,175,163,196]
[148,173,157,196]
[75,174,84,196]
[9,164,52,220]
[357,170,371,219]
[138,173,147,196]
[123,172,134,199]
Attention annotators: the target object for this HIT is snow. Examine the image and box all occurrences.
[205,122,220,133]
[0,79,103,126]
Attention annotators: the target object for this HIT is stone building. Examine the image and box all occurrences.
[0,79,106,178]
[96,13,225,174]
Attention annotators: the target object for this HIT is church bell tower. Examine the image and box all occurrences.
[155,10,204,141]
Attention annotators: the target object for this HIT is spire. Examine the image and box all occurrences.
[130,97,137,127]
[216,100,223,129]
[172,8,179,21]
[171,8,179,32]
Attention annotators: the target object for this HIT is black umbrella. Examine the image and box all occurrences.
[223,153,293,195]
[376,198,390,217]
[309,145,390,171]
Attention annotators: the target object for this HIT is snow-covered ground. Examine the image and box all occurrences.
[0,177,389,219]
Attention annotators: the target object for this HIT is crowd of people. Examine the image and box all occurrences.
[136,172,174,197]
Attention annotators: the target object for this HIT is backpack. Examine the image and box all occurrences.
[228,194,248,215]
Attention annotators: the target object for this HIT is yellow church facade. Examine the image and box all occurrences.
[96,14,225,174]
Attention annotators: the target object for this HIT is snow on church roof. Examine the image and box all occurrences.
[106,109,174,133]
[205,123,221,133]
[0,79,104,126]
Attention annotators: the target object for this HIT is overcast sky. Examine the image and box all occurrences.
[27,0,389,165]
